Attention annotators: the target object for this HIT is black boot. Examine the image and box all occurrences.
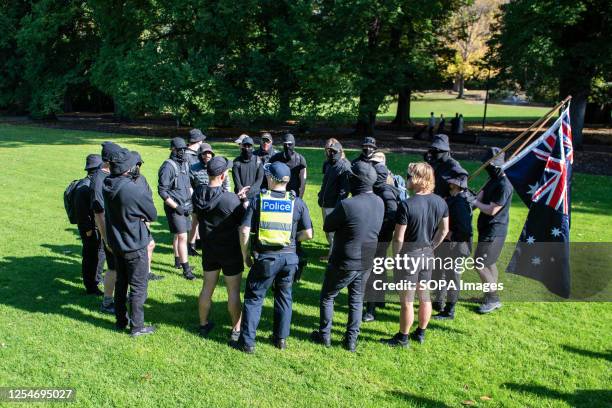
[433,302,455,320]
[362,302,376,322]
[432,301,444,313]
[188,243,200,256]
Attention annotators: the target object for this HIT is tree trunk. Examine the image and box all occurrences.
[392,87,411,127]
[569,92,587,149]
[457,75,465,99]
[278,90,292,122]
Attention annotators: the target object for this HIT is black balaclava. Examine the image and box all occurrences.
[172,148,186,163]
[326,149,341,164]
[429,148,450,162]
[362,146,375,159]
[241,145,253,161]
[486,164,504,179]
[283,144,295,160]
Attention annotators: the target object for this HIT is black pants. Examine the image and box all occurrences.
[434,242,471,304]
[240,252,299,347]
[114,247,149,330]
[78,227,105,292]
[319,265,369,343]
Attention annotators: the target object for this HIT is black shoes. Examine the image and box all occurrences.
[86,287,104,296]
[380,332,409,348]
[174,257,181,269]
[182,267,196,280]
[310,330,331,347]
[269,335,286,350]
[433,303,455,320]
[188,244,200,257]
[148,273,165,281]
[410,328,426,344]
[229,340,255,354]
[199,322,215,338]
[342,337,357,353]
[131,325,155,337]
[362,312,375,322]
[432,301,444,313]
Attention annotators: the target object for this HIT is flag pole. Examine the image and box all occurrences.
[508,104,562,161]
[468,95,572,181]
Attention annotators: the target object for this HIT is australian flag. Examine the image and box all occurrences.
[503,107,573,298]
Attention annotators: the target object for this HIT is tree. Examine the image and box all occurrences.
[490,0,612,147]
[445,0,501,99]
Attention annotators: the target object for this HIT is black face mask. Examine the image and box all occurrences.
[172,148,186,163]
[241,146,253,160]
[486,164,504,179]
[430,149,450,162]
[362,147,375,159]
[326,150,341,163]
[283,144,295,159]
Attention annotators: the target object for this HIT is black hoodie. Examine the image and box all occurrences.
[372,167,400,241]
[318,157,350,208]
[192,185,244,256]
[432,154,468,198]
[103,175,157,254]
[232,155,264,199]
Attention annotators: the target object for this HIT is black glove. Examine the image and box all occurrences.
[465,189,478,207]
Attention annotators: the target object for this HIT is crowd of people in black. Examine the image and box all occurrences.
[67,129,513,351]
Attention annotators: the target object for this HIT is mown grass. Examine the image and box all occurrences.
[378,92,552,122]
[0,124,610,408]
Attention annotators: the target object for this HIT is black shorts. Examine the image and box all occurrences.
[474,236,505,266]
[393,249,434,285]
[164,205,192,234]
[202,256,243,277]
[103,245,116,270]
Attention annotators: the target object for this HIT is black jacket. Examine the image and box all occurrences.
[447,192,473,242]
[90,167,110,214]
[192,185,243,256]
[158,157,192,206]
[74,175,95,230]
[324,192,384,271]
[318,158,350,208]
[232,155,264,199]
[374,183,399,241]
[103,175,157,254]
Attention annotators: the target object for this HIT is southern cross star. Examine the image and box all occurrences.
[531,256,542,266]
[551,227,562,237]
[526,236,536,244]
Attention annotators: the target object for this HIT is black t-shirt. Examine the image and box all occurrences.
[477,176,513,238]
[396,193,448,249]
[446,192,472,242]
[241,190,312,254]
[269,152,307,197]
[192,185,243,258]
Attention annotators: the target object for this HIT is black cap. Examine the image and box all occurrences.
[262,133,273,142]
[206,156,230,177]
[350,161,377,186]
[482,147,505,167]
[263,161,291,183]
[84,154,103,171]
[109,148,138,176]
[446,174,468,190]
[189,128,206,143]
[101,141,122,162]
[199,143,214,155]
[170,137,187,150]
[241,136,254,146]
[430,134,450,152]
[362,137,377,148]
[282,133,295,145]
[131,151,143,165]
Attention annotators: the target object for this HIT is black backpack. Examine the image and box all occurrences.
[64,177,90,224]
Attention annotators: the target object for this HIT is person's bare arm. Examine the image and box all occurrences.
[239,226,253,267]
[164,197,179,209]
[432,217,450,249]
[296,228,313,241]
[94,212,108,244]
[299,168,307,197]
[392,224,406,256]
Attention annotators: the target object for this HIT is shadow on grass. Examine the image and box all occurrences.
[562,345,612,362]
[503,383,611,408]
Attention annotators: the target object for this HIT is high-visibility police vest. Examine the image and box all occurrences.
[258,190,295,247]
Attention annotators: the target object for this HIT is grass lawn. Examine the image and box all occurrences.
[0,124,610,407]
[378,92,552,122]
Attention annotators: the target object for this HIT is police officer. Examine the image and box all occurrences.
[74,154,105,295]
[232,135,264,200]
[158,137,195,280]
[472,147,513,314]
[192,156,249,340]
[254,132,277,164]
[231,162,313,353]
[91,141,122,314]
[269,134,309,279]
[185,128,206,166]
[103,148,157,337]
[318,139,350,260]
[311,161,384,352]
